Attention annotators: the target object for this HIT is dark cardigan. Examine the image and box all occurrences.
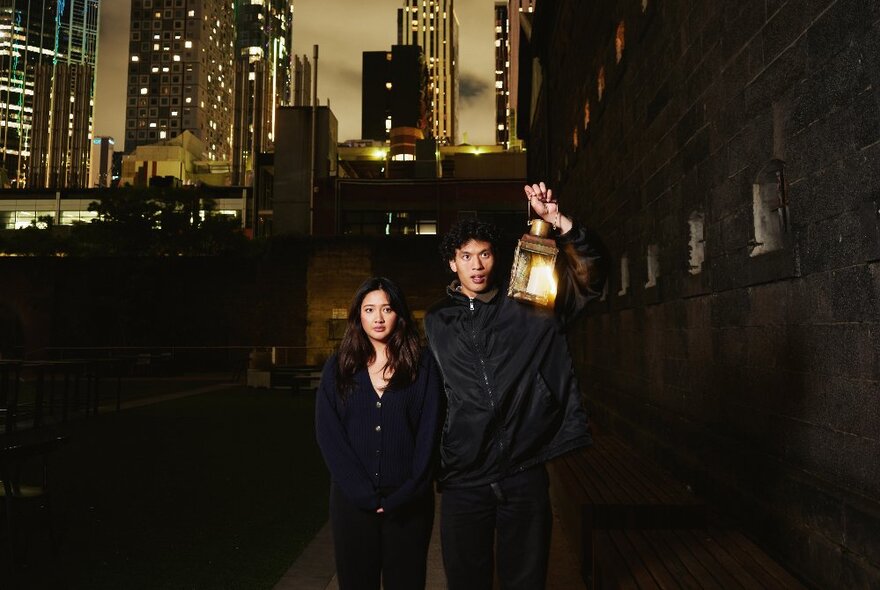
[315,349,442,512]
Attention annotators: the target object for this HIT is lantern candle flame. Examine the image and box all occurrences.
[526,262,557,298]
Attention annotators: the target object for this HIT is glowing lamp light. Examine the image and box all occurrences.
[508,219,559,307]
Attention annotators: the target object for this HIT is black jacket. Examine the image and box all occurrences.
[424,223,608,489]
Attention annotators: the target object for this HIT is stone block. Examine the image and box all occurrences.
[843,498,880,569]
[814,261,879,323]
[806,0,879,66]
[722,206,753,254]
[798,212,874,276]
[789,40,872,137]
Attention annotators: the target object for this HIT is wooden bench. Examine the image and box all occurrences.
[549,430,707,583]
[269,365,322,392]
[594,528,807,589]
[548,429,806,588]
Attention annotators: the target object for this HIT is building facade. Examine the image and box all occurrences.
[88,136,115,188]
[231,0,292,185]
[291,54,311,107]
[0,0,100,188]
[397,0,458,144]
[526,1,880,588]
[124,0,235,162]
[495,0,533,149]
[362,45,428,145]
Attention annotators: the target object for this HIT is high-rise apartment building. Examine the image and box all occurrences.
[232,0,292,185]
[397,0,458,145]
[0,0,100,188]
[496,0,533,150]
[124,0,234,162]
[362,45,428,144]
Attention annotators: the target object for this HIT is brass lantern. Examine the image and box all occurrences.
[508,218,559,307]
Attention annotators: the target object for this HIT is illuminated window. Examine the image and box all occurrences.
[750,159,788,256]
[140,88,148,95]
[645,245,659,288]
[131,55,140,62]
[688,212,706,275]
[615,21,625,63]
[184,40,192,48]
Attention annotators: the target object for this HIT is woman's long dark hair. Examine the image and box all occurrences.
[336,277,421,400]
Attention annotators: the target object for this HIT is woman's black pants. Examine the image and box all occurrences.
[329,484,434,590]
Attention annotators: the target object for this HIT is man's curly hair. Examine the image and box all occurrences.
[439,218,502,263]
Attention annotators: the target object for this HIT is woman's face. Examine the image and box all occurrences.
[360,289,398,345]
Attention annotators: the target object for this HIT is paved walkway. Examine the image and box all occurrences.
[275,496,583,589]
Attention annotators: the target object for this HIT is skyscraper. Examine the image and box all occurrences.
[0,0,100,188]
[124,0,234,162]
[496,0,533,150]
[362,45,428,144]
[397,0,458,145]
[232,0,292,185]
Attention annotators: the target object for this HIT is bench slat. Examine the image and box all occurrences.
[608,530,664,589]
[595,526,809,590]
[712,529,806,590]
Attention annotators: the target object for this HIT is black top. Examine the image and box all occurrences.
[424,223,608,489]
[315,349,442,512]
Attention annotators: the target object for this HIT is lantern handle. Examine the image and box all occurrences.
[527,194,560,231]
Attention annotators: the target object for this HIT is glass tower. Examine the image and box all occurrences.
[231,0,292,185]
[0,0,100,187]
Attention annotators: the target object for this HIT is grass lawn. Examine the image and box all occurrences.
[3,385,329,589]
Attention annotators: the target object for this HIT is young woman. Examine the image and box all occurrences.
[315,277,441,590]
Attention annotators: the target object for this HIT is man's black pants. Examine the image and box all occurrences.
[329,484,434,590]
[440,465,552,590]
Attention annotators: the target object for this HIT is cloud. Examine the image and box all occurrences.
[459,72,492,104]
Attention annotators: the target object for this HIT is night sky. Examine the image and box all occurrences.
[93,0,496,148]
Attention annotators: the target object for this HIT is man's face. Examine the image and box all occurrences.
[449,239,495,298]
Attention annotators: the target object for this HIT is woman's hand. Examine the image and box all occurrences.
[524,182,572,234]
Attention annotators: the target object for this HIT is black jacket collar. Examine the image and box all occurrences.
[447,280,500,305]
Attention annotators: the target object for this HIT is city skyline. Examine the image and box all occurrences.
[95,0,497,150]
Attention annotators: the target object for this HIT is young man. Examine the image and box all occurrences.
[424,182,608,589]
